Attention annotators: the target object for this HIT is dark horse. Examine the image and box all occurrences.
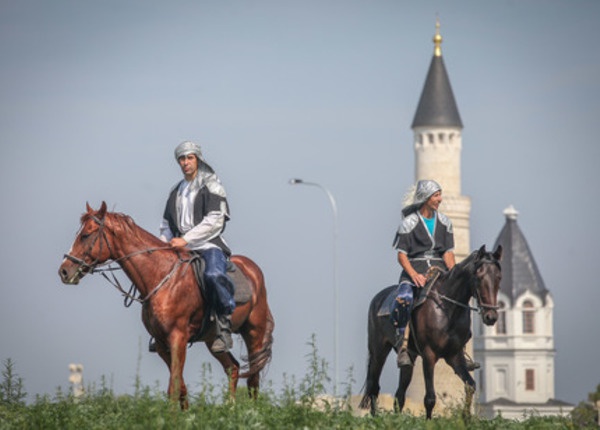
[360,245,502,419]
[58,202,274,409]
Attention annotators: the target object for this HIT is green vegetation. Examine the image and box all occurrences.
[1,343,597,429]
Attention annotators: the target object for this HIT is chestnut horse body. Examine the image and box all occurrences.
[360,245,502,419]
[59,202,274,408]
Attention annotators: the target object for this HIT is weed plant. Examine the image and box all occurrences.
[0,344,595,429]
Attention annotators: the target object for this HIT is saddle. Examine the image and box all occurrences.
[187,256,252,344]
[376,267,446,317]
[190,256,252,305]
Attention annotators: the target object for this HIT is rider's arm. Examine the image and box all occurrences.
[181,210,225,248]
[443,250,456,270]
[159,219,174,243]
[398,252,427,287]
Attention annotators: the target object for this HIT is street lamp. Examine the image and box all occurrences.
[289,178,339,395]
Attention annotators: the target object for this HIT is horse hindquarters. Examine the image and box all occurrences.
[360,311,395,415]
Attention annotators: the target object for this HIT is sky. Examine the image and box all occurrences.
[1,0,599,407]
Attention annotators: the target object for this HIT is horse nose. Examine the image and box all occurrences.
[58,264,77,284]
[483,310,498,326]
[59,266,69,283]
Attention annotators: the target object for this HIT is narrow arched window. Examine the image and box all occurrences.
[496,301,506,335]
[522,300,535,334]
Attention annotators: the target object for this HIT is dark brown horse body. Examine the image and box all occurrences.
[58,202,274,408]
[360,245,502,419]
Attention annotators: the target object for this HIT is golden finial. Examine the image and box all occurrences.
[433,16,442,57]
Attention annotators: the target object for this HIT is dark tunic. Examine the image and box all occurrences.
[393,211,454,283]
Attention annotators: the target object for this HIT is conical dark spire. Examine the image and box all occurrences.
[493,206,549,305]
[411,20,463,129]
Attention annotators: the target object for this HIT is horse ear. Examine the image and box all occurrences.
[98,201,108,219]
[86,202,93,213]
[477,244,486,258]
[493,245,503,261]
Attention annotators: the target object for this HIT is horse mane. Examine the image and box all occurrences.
[107,212,166,246]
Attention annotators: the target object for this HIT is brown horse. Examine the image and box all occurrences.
[58,202,274,409]
[360,245,502,419]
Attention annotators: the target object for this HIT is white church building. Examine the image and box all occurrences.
[473,205,574,419]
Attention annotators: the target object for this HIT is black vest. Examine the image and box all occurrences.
[163,181,231,256]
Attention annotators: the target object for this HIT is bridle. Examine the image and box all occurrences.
[472,258,501,313]
[63,213,182,307]
[433,257,500,314]
[63,215,112,282]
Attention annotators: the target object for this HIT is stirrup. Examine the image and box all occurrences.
[397,348,413,368]
[148,337,157,353]
[464,351,480,371]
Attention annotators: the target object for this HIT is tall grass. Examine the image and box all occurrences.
[0,343,594,429]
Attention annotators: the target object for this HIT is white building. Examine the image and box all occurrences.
[473,205,574,419]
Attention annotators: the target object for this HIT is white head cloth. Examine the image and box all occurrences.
[173,141,226,199]
[401,179,442,216]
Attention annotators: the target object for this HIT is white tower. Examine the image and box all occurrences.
[412,20,471,262]
[404,21,473,414]
[473,206,573,419]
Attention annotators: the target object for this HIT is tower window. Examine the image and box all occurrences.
[427,133,434,144]
[496,301,506,335]
[525,369,535,391]
[523,300,535,334]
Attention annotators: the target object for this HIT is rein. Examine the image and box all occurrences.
[429,258,499,314]
[63,214,192,307]
[95,253,197,307]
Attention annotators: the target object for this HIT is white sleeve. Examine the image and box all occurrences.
[159,218,174,242]
[182,211,225,248]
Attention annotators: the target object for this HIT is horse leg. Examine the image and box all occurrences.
[359,339,392,416]
[157,331,189,410]
[421,351,438,419]
[395,359,414,413]
[239,329,263,398]
[446,354,476,419]
[208,346,241,398]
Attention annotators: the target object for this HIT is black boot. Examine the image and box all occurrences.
[395,330,413,368]
[149,337,157,353]
[211,315,233,354]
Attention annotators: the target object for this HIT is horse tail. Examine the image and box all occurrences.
[358,351,374,409]
[232,254,275,379]
[239,308,274,378]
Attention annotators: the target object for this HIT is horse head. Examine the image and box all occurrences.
[59,201,113,285]
[473,244,503,326]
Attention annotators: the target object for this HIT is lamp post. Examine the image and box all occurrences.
[289,178,339,395]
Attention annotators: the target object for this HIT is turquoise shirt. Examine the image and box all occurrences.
[423,213,436,236]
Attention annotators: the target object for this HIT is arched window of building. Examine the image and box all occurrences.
[427,133,434,144]
[496,301,506,335]
[523,300,535,334]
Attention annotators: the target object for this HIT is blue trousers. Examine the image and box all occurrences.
[201,248,235,316]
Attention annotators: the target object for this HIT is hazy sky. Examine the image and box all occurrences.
[1,1,599,406]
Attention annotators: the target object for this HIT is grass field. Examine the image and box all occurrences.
[1,339,597,429]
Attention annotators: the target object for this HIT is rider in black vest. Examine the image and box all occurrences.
[153,141,235,354]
